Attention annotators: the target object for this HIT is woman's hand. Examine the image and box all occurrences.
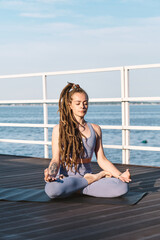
[118,169,131,183]
[44,168,57,182]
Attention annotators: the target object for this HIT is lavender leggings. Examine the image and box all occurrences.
[45,163,128,199]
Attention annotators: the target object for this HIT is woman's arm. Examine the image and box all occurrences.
[44,124,60,182]
[93,124,131,183]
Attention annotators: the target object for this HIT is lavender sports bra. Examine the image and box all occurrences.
[82,122,96,159]
[59,123,96,176]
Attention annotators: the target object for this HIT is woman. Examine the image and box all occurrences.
[44,83,131,199]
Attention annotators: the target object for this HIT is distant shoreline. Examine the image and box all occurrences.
[0,102,160,107]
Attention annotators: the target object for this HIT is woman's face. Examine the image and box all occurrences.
[69,92,88,119]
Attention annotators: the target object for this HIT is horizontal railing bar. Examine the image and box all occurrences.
[104,145,160,151]
[100,125,122,130]
[126,146,160,151]
[103,145,122,149]
[1,97,160,105]
[1,123,160,131]
[0,139,52,145]
[0,139,122,150]
[0,98,123,105]
[0,123,120,128]
[0,123,122,130]
[1,138,160,152]
[125,63,160,70]
[0,63,159,80]
[0,123,56,128]
[102,126,160,131]
[127,126,160,131]
[0,67,122,79]
[89,98,122,102]
[0,123,122,129]
[0,139,121,150]
[123,97,160,102]
[0,99,58,104]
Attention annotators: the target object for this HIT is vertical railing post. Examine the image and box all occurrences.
[42,75,49,158]
[121,67,130,164]
[121,67,126,164]
[124,68,130,164]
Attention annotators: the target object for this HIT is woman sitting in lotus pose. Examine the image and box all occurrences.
[44,82,131,198]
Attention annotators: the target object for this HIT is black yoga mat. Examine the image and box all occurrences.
[0,187,147,205]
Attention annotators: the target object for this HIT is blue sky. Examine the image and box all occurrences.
[0,0,160,99]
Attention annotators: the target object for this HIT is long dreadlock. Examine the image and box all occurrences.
[58,82,88,171]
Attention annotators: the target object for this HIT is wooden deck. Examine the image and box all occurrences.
[0,154,160,240]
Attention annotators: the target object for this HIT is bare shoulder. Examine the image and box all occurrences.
[90,123,102,136]
[53,124,59,131]
[52,124,60,136]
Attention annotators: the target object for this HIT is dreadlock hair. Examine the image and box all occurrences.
[58,82,88,172]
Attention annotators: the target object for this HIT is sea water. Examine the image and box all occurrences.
[0,104,160,167]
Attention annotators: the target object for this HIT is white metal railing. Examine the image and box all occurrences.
[0,63,160,164]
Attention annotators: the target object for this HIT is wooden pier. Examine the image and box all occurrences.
[0,154,160,240]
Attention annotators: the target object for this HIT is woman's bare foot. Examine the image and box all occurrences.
[105,171,113,178]
[84,171,107,185]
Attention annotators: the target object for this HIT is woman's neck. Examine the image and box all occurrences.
[74,116,85,126]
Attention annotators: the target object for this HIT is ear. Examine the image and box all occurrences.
[68,101,72,110]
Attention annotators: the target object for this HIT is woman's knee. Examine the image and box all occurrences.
[45,182,65,199]
[113,180,129,197]
[82,177,129,198]
[99,179,128,198]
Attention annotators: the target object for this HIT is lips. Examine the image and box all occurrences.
[79,110,86,113]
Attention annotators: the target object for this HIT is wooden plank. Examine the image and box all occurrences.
[0,154,160,240]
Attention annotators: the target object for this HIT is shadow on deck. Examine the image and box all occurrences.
[0,154,160,240]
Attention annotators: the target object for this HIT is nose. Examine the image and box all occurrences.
[80,102,85,108]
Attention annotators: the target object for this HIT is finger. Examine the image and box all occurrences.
[44,170,49,177]
[119,177,125,182]
[44,173,49,180]
[44,177,49,182]
[59,174,64,179]
[47,176,52,181]
[52,177,57,181]
[45,174,50,180]
[49,178,56,182]
[123,178,129,183]
[105,175,111,178]
[120,176,131,183]
[125,178,132,182]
